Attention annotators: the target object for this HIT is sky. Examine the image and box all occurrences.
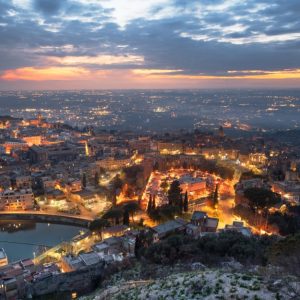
[0,0,300,89]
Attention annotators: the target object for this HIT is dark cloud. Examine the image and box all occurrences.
[33,0,66,15]
[0,0,299,76]
[122,17,300,75]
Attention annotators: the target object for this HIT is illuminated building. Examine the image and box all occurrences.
[61,251,102,272]
[128,137,151,153]
[96,156,131,171]
[179,176,206,194]
[0,189,34,211]
[249,152,268,166]
[3,139,28,154]
[290,160,298,172]
[22,135,42,147]
[63,180,82,193]
[0,249,8,267]
[15,176,32,189]
[201,147,220,159]
[222,221,252,237]
[157,141,183,155]
[272,182,300,204]
[0,120,9,129]
[152,218,187,242]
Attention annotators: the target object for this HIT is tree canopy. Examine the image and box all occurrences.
[102,207,123,225]
[167,180,182,206]
[244,187,281,210]
[89,218,109,232]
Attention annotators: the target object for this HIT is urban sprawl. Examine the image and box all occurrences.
[0,114,299,299]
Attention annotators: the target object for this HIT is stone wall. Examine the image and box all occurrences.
[26,262,105,298]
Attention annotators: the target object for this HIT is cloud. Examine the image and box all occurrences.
[1,66,91,80]
[0,0,299,88]
[33,0,65,15]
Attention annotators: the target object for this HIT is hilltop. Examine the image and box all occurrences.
[80,262,299,300]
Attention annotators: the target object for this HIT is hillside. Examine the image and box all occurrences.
[80,262,299,300]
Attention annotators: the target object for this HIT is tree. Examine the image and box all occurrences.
[134,230,152,258]
[244,187,281,211]
[160,180,169,193]
[124,202,140,222]
[168,180,182,206]
[149,204,181,222]
[268,233,300,277]
[82,173,87,189]
[213,184,219,209]
[94,172,99,187]
[111,191,117,207]
[123,209,130,226]
[179,194,184,213]
[89,218,109,239]
[99,167,106,176]
[183,191,189,212]
[112,174,123,190]
[103,208,123,225]
[147,194,153,213]
[153,161,159,171]
[152,195,156,210]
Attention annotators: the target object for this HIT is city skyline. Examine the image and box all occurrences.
[1,0,300,90]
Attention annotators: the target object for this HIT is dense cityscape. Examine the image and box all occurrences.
[0,109,299,299]
[1,0,300,299]
[0,90,299,132]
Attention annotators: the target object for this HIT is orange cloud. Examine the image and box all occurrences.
[2,67,300,84]
[133,68,300,80]
[0,67,94,81]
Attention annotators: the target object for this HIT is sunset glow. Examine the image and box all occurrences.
[1,67,91,81]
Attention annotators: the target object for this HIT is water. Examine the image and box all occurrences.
[0,220,83,262]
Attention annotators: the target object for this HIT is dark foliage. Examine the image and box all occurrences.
[149,204,182,222]
[183,191,188,212]
[89,218,109,232]
[143,231,275,266]
[123,209,130,226]
[82,173,87,189]
[269,211,300,235]
[94,172,99,187]
[244,187,281,210]
[102,207,124,225]
[167,180,182,206]
[111,174,123,191]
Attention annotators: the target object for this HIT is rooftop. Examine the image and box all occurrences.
[191,211,207,221]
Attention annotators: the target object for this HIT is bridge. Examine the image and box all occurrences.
[0,211,93,227]
[0,240,51,248]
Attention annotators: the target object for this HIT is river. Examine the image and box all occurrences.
[0,220,85,262]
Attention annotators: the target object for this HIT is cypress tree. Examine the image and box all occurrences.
[183,191,189,212]
[213,184,219,209]
[82,173,87,189]
[179,194,184,212]
[152,194,156,210]
[123,209,130,226]
[147,194,153,213]
[167,180,182,206]
[94,172,99,187]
